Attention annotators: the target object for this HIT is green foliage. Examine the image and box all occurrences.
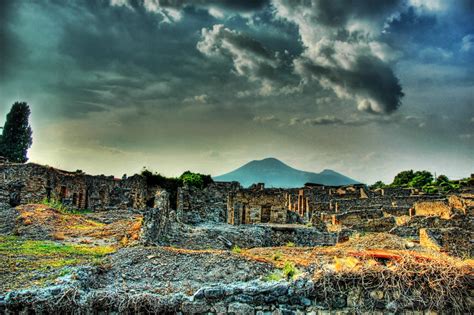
[140,168,213,189]
[408,171,433,189]
[231,245,242,254]
[285,241,295,247]
[391,170,415,187]
[388,170,463,193]
[435,175,449,185]
[179,170,213,189]
[264,270,284,282]
[370,180,386,189]
[0,102,33,163]
[140,168,214,208]
[40,198,91,215]
[0,236,114,258]
[41,197,69,213]
[282,261,300,280]
[272,251,282,261]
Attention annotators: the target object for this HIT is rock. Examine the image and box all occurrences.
[300,297,312,306]
[228,302,254,315]
[192,288,205,300]
[369,290,384,301]
[181,300,210,314]
[204,287,225,299]
[386,301,398,312]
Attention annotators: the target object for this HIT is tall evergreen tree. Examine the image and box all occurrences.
[0,102,33,163]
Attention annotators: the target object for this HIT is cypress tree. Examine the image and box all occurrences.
[0,102,33,163]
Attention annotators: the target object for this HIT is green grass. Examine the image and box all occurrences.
[272,251,282,261]
[264,261,300,282]
[264,270,284,282]
[231,245,242,254]
[285,241,295,247]
[0,236,114,258]
[282,261,300,279]
[0,236,115,292]
[40,198,92,215]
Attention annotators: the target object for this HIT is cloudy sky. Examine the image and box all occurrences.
[1,0,473,183]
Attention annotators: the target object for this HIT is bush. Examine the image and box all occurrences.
[272,251,282,261]
[282,261,300,280]
[264,271,284,282]
[41,197,68,213]
[179,171,213,189]
[231,245,242,254]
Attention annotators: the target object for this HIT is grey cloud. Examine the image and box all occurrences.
[287,114,426,127]
[157,0,270,11]
[273,0,405,114]
[461,34,474,52]
[197,24,297,96]
[253,115,280,123]
[110,0,269,19]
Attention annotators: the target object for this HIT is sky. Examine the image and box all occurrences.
[0,0,473,184]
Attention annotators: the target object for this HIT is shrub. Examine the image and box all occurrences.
[272,251,282,261]
[282,261,300,279]
[264,271,284,282]
[179,171,213,188]
[231,245,242,254]
[41,197,68,213]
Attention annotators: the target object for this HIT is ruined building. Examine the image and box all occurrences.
[0,162,150,211]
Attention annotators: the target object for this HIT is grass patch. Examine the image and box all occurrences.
[40,198,92,215]
[282,261,300,279]
[264,270,284,282]
[285,241,295,247]
[231,245,242,254]
[0,236,115,293]
[0,236,114,257]
[272,251,282,261]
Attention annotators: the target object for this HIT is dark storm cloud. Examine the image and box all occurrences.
[288,113,426,128]
[295,54,403,113]
[156,0,270,12]
[272,0,406,114]
[197,24,299,95]
[0,1,26,80]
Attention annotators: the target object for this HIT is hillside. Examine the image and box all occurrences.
[213,157,360,188]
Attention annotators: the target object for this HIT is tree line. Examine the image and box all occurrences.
[371,170,471,193]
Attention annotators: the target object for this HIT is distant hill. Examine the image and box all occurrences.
[213,157,360,188]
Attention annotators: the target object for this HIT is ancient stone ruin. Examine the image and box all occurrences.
[0,159,473,313]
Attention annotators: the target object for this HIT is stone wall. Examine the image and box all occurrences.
[414,200,452,219]
[0,162,148,211]
[420,227,473,257]
[177,182,240,224]
[227,187,289,225]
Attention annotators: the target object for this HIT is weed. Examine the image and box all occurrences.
[285,241,295,247]
[272,251,282,261]
[282,261,300,280]
[264,270,284,282]
[40,198,92,215]
[231,245,242,254]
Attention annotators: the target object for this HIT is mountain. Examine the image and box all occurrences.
[213,157,360,188]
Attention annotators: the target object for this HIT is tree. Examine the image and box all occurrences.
[370,181,386,189]
[0,102,33,163]
[391,170,415,187]
[408,171,433,188]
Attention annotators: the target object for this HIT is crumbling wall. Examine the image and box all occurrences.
[0,163,147,211]
[227,188,289,225]
[420,227,473,257]
[142,189,173,245]
[415,201,452,219]
[177,182,240,224]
